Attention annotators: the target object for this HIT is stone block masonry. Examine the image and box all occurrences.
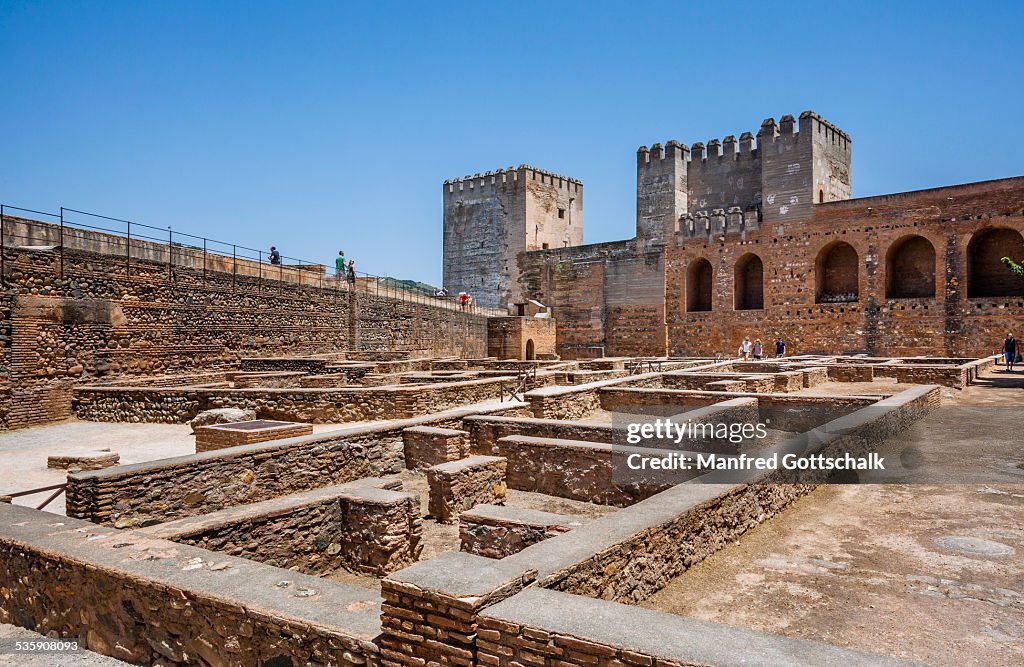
[139,478,421,577]
[476,588,913,667]
[460,504,585,559]
[0,220,489,430]
[402,425,469,469]
[194,419,313,452]
[0,503,384,666]
[66,402,525,526]
[427,455,508,523]
[72,375,512,424]
[379,551,537,667]
[495,435,674,507]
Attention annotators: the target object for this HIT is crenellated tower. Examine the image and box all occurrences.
[636,110,852,243]
[442,165,583,310]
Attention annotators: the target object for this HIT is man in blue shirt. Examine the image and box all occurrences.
[269,246,281,265]
[775,338,786,358]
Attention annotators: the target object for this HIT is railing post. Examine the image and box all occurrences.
[258,250,262,292]
[59,206,65,279]
[126,220,131,280]
[167,227,173,280]
[232,244,237,290]
[203,238,207,283]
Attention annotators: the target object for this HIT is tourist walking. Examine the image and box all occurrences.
[753,338,763,360]
[335,251,346,280]
[268,246,281,265]
[1002,333,1017,372]
[775,337,786,358]
[739,337,752,361]
[346,259,356,285]
[459,292,469,310]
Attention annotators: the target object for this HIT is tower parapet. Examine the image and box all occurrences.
[637,110,852,239]
[442,164,583,310]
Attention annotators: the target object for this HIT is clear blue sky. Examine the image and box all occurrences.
[1,1,1022,285]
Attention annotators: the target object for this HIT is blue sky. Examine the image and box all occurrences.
[1,1,1021,285]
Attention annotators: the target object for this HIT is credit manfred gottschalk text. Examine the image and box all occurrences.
[622,417,886,472]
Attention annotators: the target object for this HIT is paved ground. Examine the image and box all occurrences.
[0,420,346,515]
[641,368,1024,666]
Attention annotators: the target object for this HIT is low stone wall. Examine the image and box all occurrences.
[889,364,968,388]
[66,402,524,527]
[599,387,877,432]
[477,588,912,667]
[828,364,875,382]
[503,385,941,603]
[379,552,535,667]
[427,455,507,523]
[72,376,512,424]
[463,415,614,455]
[460,504,585,559]
[0,503,383,666]
[525,370,666,420]
[140,478,421,576]
[402,425,468,470]
[495,435,673,507]
[194,419,313,452]
[239,357,333,373]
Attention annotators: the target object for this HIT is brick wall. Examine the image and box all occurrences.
[520,177,1024,359]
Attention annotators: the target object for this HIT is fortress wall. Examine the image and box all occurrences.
[0,219,488,430]
[522,177,1024,359]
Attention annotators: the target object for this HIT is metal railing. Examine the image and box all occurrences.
[499,364,537,402]
[2,483,66,510]
[0,202,506,317]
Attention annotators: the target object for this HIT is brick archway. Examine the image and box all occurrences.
[686,258,713,312]
[886,235,936,299]
[734,253,764,310]
[815,241,859,303]
[968,227,1024,298]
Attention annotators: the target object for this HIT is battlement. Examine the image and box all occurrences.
[640,111,850,162]
[636,110,853,240]
[444,165,582,194]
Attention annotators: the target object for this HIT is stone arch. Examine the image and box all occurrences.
[686,258,713,312]
[886,235,936,299]
[968,227,1024,298]
[734,253,764,310]
[525,339,535,360]
[815,241,859,303]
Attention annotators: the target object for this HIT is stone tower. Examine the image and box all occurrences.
[635,110,851,244]
[442,165,583,310]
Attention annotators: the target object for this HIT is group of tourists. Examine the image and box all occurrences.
[738,336,786,360]
[335,251,356,285]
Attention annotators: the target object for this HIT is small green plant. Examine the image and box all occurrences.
[1001,256,1024,277]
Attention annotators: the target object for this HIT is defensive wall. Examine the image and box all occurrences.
[0,215,489,430]
[520,176,1024,358]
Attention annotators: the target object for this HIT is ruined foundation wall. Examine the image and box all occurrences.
[0,503,383,667]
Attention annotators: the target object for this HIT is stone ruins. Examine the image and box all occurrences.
[0,111,1022,666]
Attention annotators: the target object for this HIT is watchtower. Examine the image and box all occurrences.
[636,110,852,243]
[442,165,583,310]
